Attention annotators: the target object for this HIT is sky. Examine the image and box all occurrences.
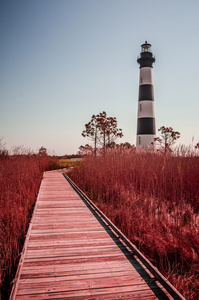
[0,0,199,155]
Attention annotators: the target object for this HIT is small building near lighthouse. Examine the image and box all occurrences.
[136,41,156,149]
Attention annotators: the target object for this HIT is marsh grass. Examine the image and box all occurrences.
[0,153,59,299]
[69,148,199,300]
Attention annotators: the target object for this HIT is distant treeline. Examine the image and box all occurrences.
[57,154,83,159]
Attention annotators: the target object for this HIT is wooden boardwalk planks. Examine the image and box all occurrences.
[10,170,173,299]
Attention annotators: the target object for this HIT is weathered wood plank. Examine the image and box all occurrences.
[20,260,140,275]
[16,279,155,296]
[15,286,161,300]
[19,269,144,283]
[17,275,149,291]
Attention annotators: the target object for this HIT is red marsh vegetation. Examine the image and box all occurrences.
[0,151,59,299]
[69,148,199,300]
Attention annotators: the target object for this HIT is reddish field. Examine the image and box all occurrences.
[69,148,199,300]
[0,153,59,299]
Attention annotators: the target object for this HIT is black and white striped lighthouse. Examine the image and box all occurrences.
[136,41,156,148]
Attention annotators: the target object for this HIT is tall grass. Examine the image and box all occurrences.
[0,152,59,299]
[69,148,199,300]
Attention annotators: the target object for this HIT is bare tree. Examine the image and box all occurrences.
[96,111,123,149]
[82,111,123,155]
[82,114,100,155]
[38,146,47,156]
[153,126,180,153]
[78,144,93,156]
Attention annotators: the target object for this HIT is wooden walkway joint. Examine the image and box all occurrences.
[10,170,185,299]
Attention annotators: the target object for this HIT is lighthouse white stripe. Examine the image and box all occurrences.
[136,135,156,149]
[137,101,155,118]
[139,67,153,85]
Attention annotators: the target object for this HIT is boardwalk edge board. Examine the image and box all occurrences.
[63,173,185,300]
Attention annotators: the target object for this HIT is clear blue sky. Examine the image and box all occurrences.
[1,0,199,155]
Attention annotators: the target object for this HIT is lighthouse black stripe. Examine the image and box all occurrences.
[139,84,154,101]
[137,51,155,68]
[137,118,156,135]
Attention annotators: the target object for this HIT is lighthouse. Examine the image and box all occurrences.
[136,41,156,149]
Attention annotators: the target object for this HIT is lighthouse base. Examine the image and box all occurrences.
[136,134,155,149]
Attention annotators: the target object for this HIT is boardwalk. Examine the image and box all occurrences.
[10,170,175,299]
